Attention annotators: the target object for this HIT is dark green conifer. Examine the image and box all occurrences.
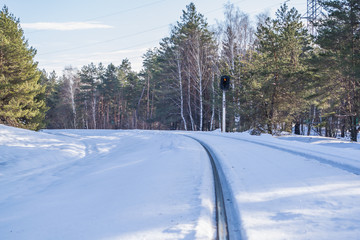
[0,6,46,130]
[316,0,360,141]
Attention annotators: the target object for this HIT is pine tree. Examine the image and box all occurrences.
[39,70,57,128]
[249,4,311,134]
[0,6,46,130]
[317,0,360,141]
[98,63,120,128]
[141,49,160,129]
[78,63,99,129]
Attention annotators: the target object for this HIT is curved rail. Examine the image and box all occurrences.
[217,135,360,176]
[185,136,243,240]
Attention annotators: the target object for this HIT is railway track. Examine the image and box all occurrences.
[185,132,360,239]
[185,136,243,240]
[221,135,360,176]
[199,133,360,176]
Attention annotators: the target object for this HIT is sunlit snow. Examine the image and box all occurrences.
[1,125,360,239]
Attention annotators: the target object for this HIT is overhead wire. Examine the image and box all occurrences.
[36,0,306,70]
[26,0,170,34]
[37,0,246,57]
[83,0,169,22]
[38,38,162,67]
[37,24,168,56]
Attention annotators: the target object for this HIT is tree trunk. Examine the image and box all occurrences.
[341,119,345,138]
[294,122,300,135]
[176,50,187,130]
[135,85,146,129]
[187,69,195,130]
[196,45,203,131]
[307,105,315,136]
[350,116,358,142]
[69,79,77,129]
[92,93,97,129]
[210,72,215,130]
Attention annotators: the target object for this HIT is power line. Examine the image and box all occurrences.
[36,0,308,71]
[84,0,169,22]
[37,0,246,56]
[26,0,169,34]
[37,38,162,67]
[37,24,169,56]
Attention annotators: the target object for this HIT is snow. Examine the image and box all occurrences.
[1,124,360,239]
[187,132,360,239]
[0,126,215,239]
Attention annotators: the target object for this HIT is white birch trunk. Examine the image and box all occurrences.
[210,71,215,130]
[176,50,187,130]
[187,69,195,131]
[195,39,203,131]
[68,76,77,129]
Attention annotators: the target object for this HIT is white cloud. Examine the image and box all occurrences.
[21,21,113,31]
[92,48,149,56]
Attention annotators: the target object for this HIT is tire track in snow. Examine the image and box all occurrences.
[185,135,243,240]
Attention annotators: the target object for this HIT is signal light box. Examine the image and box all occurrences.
[220,75,230,91]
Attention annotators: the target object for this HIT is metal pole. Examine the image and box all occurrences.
[222,90,226,132]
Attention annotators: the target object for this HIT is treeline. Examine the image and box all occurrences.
[42,61,146,129]
[1,1,360,140]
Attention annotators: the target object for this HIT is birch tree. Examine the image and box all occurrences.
[175,3,217,130]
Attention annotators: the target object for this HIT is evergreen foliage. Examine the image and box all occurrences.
[0,6,46,130]
[248,4,311,134]
[316,0,360,141]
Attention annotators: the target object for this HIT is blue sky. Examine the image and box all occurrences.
[2,0,307,74]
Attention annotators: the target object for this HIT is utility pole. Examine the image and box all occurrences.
[222,90,226,132]
[220,76,230,132]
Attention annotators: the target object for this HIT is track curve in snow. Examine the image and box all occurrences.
[194,132,360,176]
[218,135,360,176]
[185,135,243,240]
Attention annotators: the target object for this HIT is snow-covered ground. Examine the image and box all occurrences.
[1,124,360,239]
[0,126,215,239]
[188,132,360,239]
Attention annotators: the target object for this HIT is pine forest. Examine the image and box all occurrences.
[0,1,359,141]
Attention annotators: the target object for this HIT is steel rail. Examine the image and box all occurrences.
[217,134,360,176]
[185,135,243,240]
